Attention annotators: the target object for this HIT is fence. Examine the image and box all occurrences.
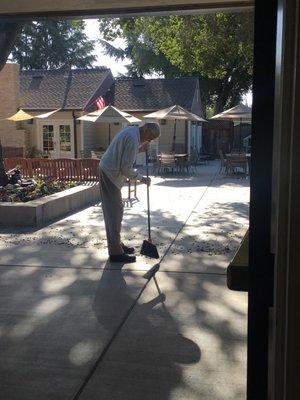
[4,158,99,182]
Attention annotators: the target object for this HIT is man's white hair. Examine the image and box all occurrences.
[142,122,160,136]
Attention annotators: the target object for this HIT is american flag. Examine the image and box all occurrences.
[95,96,106,110]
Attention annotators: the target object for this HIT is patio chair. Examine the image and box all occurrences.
[191,149,206,173]
[219,150,228,174]
[198,148,211,164]
[157,153,176,174]
[189,148,206,170]
[151,154,161,175]
[175,154,191,174]
[227,153,248,176]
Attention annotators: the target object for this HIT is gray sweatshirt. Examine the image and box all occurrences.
[99,125,144,189]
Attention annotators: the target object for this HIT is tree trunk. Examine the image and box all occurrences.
[0,22,23,72]
[0,142,8,186]
[214,76,232,114]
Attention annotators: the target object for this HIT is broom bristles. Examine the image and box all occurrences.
[140,239,159,259]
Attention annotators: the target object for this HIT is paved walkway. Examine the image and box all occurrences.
[0,162,249,400]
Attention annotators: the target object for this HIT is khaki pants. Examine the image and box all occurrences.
[99,168,124,255]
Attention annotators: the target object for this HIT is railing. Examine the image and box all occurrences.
[4,158,99,182]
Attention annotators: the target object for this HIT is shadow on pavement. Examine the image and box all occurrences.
[77,263,201,400]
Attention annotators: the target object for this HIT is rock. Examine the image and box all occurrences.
[5,184,14,190]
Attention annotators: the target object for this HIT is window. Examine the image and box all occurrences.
[43,125,54,152]
[59,125,71,151]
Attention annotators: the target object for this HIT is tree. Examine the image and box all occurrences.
[0,22,23,72]
[12,20,96,70]
[99,14,253,114]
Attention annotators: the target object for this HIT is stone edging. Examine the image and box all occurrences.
[0,184,100,227]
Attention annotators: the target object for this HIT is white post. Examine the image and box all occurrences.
[187,121,191,157]
[198,124,203,151]
[80,119,84,156]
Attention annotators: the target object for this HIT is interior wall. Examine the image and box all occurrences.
[247,0,277,398]
[272,0,300,398]
[0,0,254,17]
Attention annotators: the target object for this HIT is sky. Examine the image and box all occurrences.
[85,19,252,105]
[84,19,129,76]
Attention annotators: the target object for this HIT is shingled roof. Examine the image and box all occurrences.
[20,69,200,113]
[20,67,111,110]
[112,77,199,112]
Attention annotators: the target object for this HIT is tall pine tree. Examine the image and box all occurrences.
[12,20,96,70]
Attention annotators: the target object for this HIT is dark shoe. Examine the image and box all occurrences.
[109,254,136,263]
[121,243,135,254]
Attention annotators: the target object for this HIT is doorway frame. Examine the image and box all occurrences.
[2,1,297,398]
[37,118,75,158]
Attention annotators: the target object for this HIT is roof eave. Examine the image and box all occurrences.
[122,108,192,113]
[21,107,83,111]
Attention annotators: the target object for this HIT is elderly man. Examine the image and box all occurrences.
[99,122,160,263]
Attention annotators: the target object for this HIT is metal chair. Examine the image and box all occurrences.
[188,149,201,173]
[176,154,191,174]
[157,153,176,174]
[91,151,105,159]
[219,150,228,174]
[227,154,248,175]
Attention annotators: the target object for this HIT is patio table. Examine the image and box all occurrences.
[226,153,251,157]
[157,153,188,159]
[174,153,188,158]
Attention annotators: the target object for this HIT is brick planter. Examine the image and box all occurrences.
[0,184,100,227]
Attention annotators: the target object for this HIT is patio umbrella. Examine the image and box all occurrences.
[35,109,61,119]
[144,105,206,152]
[6,109,35,121]
[211,103,252,150]
[77,105,141,146]
[5,108,60,121]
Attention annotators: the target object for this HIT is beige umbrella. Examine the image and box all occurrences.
[35,109,61,119]
[5,108,60,121]
[211,104,252,150]
[144,105,206,151]
[6,109,34,121]
[211,103,252,122]
[78,105,141,145]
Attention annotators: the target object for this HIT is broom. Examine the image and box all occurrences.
[140,150,159,259]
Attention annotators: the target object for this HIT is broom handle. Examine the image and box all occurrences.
[145,150,151,241]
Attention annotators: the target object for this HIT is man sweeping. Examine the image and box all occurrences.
[99,122,160,263]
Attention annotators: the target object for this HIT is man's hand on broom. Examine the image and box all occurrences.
[139,141,150,152]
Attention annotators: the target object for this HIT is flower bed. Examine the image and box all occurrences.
[0,177,78,203]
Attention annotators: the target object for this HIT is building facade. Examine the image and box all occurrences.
[0,64,204,159]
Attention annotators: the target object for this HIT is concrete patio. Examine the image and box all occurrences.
[0,161,249,400]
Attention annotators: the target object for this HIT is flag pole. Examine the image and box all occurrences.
[72,110,78,158]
